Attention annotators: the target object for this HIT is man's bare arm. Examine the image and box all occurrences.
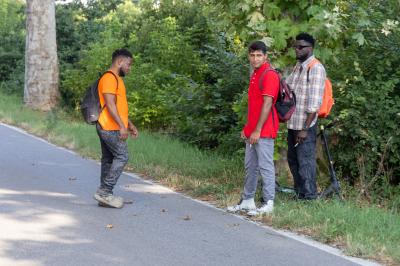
[104,93,128,140]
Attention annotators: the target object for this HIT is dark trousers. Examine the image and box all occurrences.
[287,124,318,199]
[96,123,129,196]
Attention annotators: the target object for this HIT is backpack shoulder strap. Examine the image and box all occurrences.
[102,71,119,89]
[99,71,119,109]
[306,58,320,83]
[258,67,280,127]
[258,67,279,91]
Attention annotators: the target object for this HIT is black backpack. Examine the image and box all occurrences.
[80,71,118,125]
[259,68,296,122]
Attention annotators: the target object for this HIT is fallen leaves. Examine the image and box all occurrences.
[106,224,114,229]
[227,223,240,228]
[183,215,192,221]
[261,215,273,225]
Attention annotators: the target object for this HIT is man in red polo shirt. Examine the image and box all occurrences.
[228,41,280,215]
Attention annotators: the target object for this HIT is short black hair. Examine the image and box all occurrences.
[296,33,315,47]
[112,48,132,62]
[248,41,267,54]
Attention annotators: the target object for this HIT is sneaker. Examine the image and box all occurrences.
[98,202,112,208]
[227,198,256,212]
[94,193,124,209]
[248,200,274,216]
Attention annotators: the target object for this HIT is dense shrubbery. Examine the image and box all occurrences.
[58,0,249,150]
[320,1,400,193]
[0,0,398,204]
[332,20,400,187]
[0,0,25,94]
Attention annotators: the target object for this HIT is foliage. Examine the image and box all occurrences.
[0,0,25,88]
[172,43,248,148]
[331,0,400,188]
[56,0,137,108]
[210,0,342,67]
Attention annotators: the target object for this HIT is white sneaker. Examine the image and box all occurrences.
[227,198,256,212]
[248,200,274,216]
[94,193,124,209]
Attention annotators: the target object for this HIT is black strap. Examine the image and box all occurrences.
[103,70,119,89]
[306,59,320,83]
[258,67,278,91]
[99,71,119,112]
[271,104,276,128]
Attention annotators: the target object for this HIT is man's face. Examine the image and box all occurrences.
[248,50,267,69]
[118,57,133,77]
[293,40,313,61]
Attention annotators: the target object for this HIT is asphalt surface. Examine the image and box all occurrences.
[0,123,380,266]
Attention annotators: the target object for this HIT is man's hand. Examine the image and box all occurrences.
[296,130,308,145]
[240,130,246,139]
[128,122,139,139]
[249,130,261,145]
[119,127,129,141]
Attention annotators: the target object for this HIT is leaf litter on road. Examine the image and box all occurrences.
[227,223,240,228]
[106,224,114,229]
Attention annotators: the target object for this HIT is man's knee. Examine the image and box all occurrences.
[120,152,129,165]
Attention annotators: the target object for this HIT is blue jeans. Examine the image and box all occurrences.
[287,124,317,199]
[96,123,129,196]
[242,138,275,202]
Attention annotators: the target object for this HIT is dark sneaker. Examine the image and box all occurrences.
[94,193,124,209]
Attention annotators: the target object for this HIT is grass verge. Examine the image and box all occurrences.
[0,92,398,265]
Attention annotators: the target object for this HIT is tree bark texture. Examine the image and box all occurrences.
[24,0,59,111]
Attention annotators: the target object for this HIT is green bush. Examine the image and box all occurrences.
[0,0,25,92]
[328,1,400,200]
[125,60,194,129]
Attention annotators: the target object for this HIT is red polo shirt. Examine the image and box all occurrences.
[243,62,280,139]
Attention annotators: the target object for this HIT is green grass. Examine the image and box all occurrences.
[0,91,399,265]
[272,197,399,264]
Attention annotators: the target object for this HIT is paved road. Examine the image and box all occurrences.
[0,124,379,266]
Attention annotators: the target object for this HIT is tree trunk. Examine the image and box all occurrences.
[24,0,59,111]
